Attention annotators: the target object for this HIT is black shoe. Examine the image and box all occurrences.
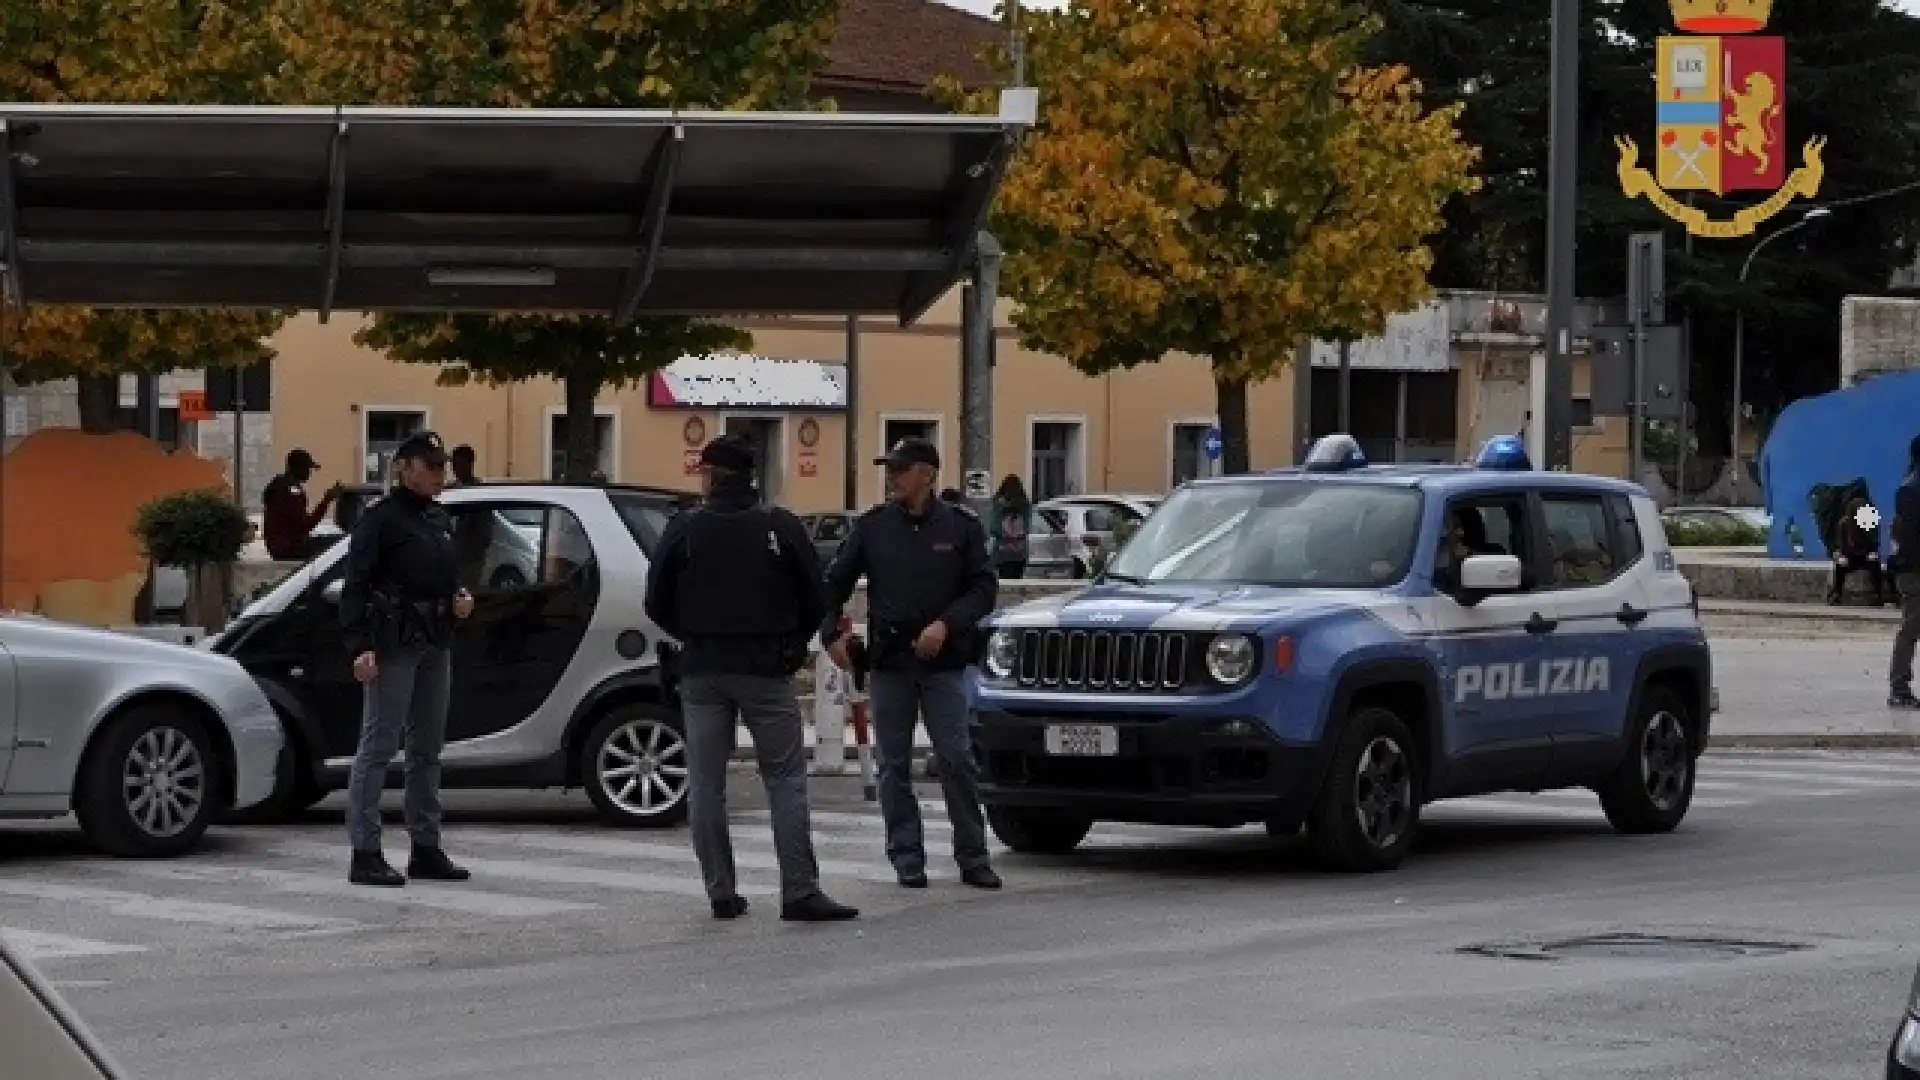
[1891,691,1920,710]
[407,846,471,882]
[349,850,405,888]
[960,866,1003,890]
[781,893,860,922]
[897,870,929,889]
[711,896,749,920]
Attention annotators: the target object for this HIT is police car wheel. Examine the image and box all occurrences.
[1307,707,1420,873]
[75,704,219,858]
[986,806,1094,854]
[1598,686,1695,834]
[582,704,691,829]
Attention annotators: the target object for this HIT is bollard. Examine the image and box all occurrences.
[810,648,849,776]
[848,693,877,802]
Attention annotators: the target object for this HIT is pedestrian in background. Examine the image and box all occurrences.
[644,435,859,922]
[339,431,475,888]
[988,474,1033,581]
[822,437,1002,890]
[1829,494,1888,606]
[1888,434,1920,709]
[262,448,342,561]
[449,445,479,487]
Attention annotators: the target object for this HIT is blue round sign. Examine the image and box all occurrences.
[1202,426,1222,460]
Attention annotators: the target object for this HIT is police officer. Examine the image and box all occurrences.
[643,435,859,922]
[822,437,1002,890]
[1889,433,1920,709]
[339,431,475,888]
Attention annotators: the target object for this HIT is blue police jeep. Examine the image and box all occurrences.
[970,434,1714,873]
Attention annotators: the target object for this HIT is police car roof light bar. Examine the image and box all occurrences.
[1304,433,1368,472]
[1475,435,1533,470]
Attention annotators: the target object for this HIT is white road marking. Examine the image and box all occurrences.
[1709,758,1920,781]
[264,839,774,899]
[0,928,146,961]
[0,879,349,932]
[1700,767,1915,789]
[118,863,594,919]
[451,829,897,885]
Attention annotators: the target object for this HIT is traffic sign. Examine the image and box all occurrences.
[1202,426,1222,461]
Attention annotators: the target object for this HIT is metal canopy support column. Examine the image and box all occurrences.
[318,119,350,323]
[960,231,1001,519]
[902,136,1014,324]
[613,125,684,328]
[1543,0,1580,470]
[0,121,23,307]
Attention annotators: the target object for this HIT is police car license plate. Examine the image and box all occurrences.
[1044,724,1119,756]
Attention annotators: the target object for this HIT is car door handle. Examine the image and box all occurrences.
[1525,613,1558,635]
[1616,603,1648,627]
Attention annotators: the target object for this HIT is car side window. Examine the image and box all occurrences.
[1083,507,1115,532]
[450,504,594,592]
[1607,493,1645,568]
[1540,495,1618,588]
[1437,494,1531,591]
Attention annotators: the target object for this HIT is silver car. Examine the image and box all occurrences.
[208,482,699,828]
[0,616,283,857]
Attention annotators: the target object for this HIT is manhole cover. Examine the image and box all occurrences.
[1460,933,1809,963]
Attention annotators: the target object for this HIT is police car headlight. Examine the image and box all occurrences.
[1204,634,1256,685]
[985,629,1019,680]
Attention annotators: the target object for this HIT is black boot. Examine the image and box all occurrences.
[960,866,1003,890]
[1892,689,1920,710]
[407,845,471,882]
[781,893,860,922]
[711,896,749,920]
[349,849,405,888]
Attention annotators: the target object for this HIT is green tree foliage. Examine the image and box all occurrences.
[1367,0,1920,456]
[269,0,841,478]
[941,0,1477,473]
[0,1,286,430]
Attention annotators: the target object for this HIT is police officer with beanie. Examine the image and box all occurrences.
[823,437,1001,890]
[644,435,858,922]
[339,431,475,887]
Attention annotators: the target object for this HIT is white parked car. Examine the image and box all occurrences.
[0,615,283,857]
[1037,494,1163,577]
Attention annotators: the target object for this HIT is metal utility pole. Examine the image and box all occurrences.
[1336,340,1352,433]
[842,314,859,510]
[1543,0,1580,471]
[960,232,1001,519]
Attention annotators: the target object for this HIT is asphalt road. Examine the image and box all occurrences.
[3,749,1917,1080]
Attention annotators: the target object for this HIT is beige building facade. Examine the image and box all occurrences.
[263,288,1633,513]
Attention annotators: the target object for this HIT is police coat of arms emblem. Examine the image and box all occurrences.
[1614,0,1825,238]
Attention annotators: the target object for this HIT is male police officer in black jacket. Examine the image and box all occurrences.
[823,437,1002,890]
[339,431,476,888]
[644,436,858,922]
[1889,433,1920,709]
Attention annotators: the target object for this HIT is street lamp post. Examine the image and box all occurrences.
[1730,206,1829,489]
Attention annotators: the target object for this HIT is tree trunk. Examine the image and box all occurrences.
[1213,371,1251,475]
[75,374,118,433]
[561,370,603,482]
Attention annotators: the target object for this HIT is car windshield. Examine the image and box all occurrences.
[1103,480,1422,588]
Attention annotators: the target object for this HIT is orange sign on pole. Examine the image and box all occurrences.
[177,391,213,421]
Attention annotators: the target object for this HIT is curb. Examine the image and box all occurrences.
[1706,732,1920,750]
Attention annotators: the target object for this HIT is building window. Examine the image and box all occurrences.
[549,411,617,480]
[1572,397,1596,428]
[1030,419,1084,502]
[1170,423,1212,487]
[362,409,427,483]
[109,406,182,450]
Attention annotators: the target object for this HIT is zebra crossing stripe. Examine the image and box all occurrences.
[0,879,350,932]
[261,839,773,899]
[1701,767,1915,789]
[450,829,899,885]
[117,863,595,919]
[0,928,146,961]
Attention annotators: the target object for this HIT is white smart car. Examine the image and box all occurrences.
[0,615,283,857]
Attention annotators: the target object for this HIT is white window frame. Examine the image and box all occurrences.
[1026,413,1088,500]
[876,410,945,503]
[360,405,432,484]
[717,411,787,497]
[542,406,622,482]
[1166,415,1218,489]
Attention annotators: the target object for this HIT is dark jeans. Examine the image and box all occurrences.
[1893,574,1920,695]
[346,647,452,852]
[868,667,991,875]
[1830,554,1887,602]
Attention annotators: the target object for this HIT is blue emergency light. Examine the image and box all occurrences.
[1475,435,1533,470]
[1303,433,1369,472]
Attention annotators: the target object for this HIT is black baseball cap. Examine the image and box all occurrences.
[286,448,319,471]
[393,430,449,467]
[700,434,756,473]
[875,437,939,471]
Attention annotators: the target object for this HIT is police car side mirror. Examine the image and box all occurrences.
[1455,554,1523,606]
[321,579,344,604]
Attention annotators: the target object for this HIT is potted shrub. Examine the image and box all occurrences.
[132,488,251,631]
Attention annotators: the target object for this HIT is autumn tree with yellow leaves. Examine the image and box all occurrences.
[0,2,287,431]
[945,0,1478,474]
[267,0,841,479]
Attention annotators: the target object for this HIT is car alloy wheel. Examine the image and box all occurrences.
[123,725,208,840]
[1639,710,1691,813]
[596,717,689,820]
[1353,735,1412,851]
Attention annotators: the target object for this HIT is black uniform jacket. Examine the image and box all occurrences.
[339,487,460,658]
[820,497,998,671]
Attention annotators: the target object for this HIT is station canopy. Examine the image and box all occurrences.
[0,104,1017,325]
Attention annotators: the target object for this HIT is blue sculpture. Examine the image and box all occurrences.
[1759,368,1920,560]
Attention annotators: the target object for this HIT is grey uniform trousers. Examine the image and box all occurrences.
[346,647,452,852]
[1893,573,1920,694]
[680,673,823,905]
[868,666,991,876]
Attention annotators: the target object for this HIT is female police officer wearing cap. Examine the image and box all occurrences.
[338,431,476,888]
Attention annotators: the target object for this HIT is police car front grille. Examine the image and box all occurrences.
[1016,629,1189,692]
